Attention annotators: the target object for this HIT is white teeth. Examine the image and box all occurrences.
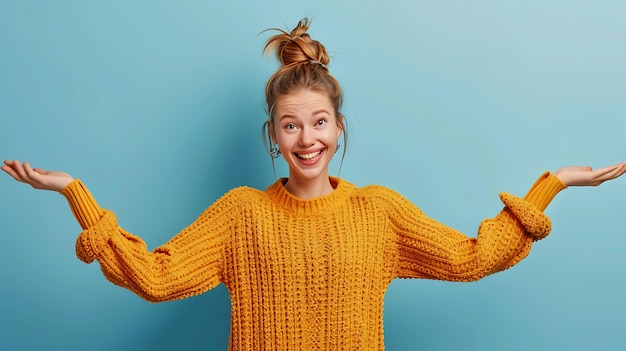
[297,150,322,159]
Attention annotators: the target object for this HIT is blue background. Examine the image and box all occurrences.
[1,1,624,350]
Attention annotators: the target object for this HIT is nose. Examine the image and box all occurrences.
[298,126,315,147]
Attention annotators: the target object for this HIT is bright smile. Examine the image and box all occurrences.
[294,149,325,164]
[296,150,323,160]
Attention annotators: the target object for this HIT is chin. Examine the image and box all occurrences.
[289,163,331,183]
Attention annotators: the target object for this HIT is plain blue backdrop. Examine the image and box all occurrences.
[1,1,624,350]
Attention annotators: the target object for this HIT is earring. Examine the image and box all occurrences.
[335,143,341,154]
[269,147,281,158]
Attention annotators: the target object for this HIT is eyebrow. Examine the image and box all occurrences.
[278,109,331,121]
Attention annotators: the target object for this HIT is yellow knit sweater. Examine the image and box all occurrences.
[60,173,565,350]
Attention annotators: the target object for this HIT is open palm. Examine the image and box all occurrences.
[554,163,626,187]
[1,160,74,191]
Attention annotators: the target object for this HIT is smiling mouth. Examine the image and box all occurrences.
[296,149,324,160]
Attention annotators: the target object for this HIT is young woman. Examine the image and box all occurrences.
[2,19,625,350]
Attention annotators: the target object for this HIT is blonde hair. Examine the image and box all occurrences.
[261,18,348,173]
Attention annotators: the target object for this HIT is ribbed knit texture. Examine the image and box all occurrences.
[60,172,565,350]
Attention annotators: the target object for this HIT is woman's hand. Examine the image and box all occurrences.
[1,160,74,192]
[554,162,626,187]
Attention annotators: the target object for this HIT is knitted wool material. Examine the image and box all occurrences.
[60,173,565,350]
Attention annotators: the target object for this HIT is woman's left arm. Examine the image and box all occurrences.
[394,162,625,282]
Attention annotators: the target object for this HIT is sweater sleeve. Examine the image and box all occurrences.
[59,179,238,302]
[394,172,566,281]
[59,179,105,229]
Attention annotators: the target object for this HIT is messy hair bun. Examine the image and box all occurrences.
[263,18,330,68]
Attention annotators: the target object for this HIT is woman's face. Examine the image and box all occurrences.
[271,89,343,187]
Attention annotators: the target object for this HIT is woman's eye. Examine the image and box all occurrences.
[316,119,327,127]
[285,124,296,130]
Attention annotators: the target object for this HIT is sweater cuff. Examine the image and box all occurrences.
[522,172,566,212]
[59,179,104,230]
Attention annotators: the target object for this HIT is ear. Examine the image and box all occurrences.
[336,114,344,139]
[268,119,277,144]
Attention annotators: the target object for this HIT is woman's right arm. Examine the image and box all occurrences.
[2,160,236,303]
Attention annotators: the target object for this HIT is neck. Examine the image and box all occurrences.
[284,174,335,199]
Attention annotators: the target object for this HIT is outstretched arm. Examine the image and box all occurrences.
[395,163,625,281]
[2,159,235,303]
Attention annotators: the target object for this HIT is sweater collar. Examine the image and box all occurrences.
[265,176,355,216]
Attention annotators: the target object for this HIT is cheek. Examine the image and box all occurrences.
[328,127,342,141]
[275,133,295,149]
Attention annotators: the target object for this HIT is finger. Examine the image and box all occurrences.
[589,164,619,179]
[16,161,42,186]
[23,162,49,188]
[11,160,29,181]
[607,163,625,174]
[22,162,39,179]
[595,165,625,182]
[1,163,25,182]
[1,164,13,176]
[609,163,626,179]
